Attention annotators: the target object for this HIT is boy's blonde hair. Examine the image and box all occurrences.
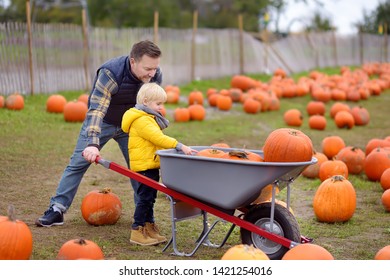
[136,83,167,104]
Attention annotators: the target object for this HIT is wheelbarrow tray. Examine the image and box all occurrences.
[156,146,317,210]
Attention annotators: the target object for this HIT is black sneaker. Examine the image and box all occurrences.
[35,207,64,227]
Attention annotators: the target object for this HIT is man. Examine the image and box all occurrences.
[36,40,162,227]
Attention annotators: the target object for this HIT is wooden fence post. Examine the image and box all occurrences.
[82,8,90,91]
[359,27,364,65]
[154,11,159,45]
[332,30,338,67]
[191,10,198,81]
[238,14,244,74]
[26,0,34,95]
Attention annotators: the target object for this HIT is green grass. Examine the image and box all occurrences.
[0,67,390,260]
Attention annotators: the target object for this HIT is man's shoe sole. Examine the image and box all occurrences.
[129,239,160,246]
[35,220,64,227]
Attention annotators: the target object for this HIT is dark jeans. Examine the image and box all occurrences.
[132,168,160,229]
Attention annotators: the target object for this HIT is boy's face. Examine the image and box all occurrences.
[144,99,165,114]
[130,55,160,83]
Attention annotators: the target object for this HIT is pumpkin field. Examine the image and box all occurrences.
[1,63,390,260]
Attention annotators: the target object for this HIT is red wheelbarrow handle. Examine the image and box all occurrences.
[95,156,299,249]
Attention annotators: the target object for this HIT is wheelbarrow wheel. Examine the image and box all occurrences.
[240,202,300,260]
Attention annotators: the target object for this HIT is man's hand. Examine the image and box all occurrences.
[82,146,100,163]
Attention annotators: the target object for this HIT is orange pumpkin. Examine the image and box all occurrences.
[375,245,390,260]
[197,148,226,159]
[330,102,350,119]
[364,148,390,181]
[0,205,33,260]
[221,244,269,260]
[77,93,89,104]
[263,128,313,162]
[321,135,346,159]
[188,104,206,121]
[188,90,204,105]
[350,105,370,126]
[302,151,328,179]
[335,146,365,175]
[308,115,327,130]
[166,90,180,104]
[282,243,334,260]
[319,159,349,182]
[46,94,67,113]
[283,109,303,127]
[252,184,280,204]
[230,75,256,91]
[334,110,355,129]
[5,93,24,110]
[173,107,190,122]
[306,101,326,116]
[211,142,230,148]
[216,94,232,111]
[313,175,356,223]
[380,168,390,191]
[63,100,88,122]
[57,238,104,260]
[0,95,4,108]
[382,189,390,212]
[365,138,390,156]
[81,188,122,226]
[242,98,261,114]
[222,150,263,162]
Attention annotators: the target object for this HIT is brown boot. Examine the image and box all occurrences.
[130,226,159,246]
[145,222,167,243]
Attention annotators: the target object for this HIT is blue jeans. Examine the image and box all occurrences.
[132,169,159,229]
[49,120,140,213]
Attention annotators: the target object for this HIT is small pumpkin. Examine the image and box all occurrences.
[308,115,327,130]
[330,102,350,119]
[5,93,24,110]
[350,105,370,126]
[173,107,190,122]
[216,94,233,111]
[321,135,346,159]
[188,103,206,121]
[0,95,4,108]
[221,244,269,260]
[282,243,334,260]
[313,175,356,223]
[335,146,365,175]
[188,90,204,105]
[46,94,67,113]
[374,245,390,260]
[306,101,326,116]
[364,148,390,181]
[77,93,89,105]
[318,159,349,182]
[334,110,355,129]
[57,238,104,260]
[63,100,88,122]
[302,151,328,179]
[242,97,261,114]
[283,109,303,127]
[381,189,390,212]
[81,188,122,226]
[0,205,33,260]
[197,148,226,159]
[380,168,390,191]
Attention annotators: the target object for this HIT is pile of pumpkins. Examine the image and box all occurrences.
[46,93,88,122]
[0,92,25,110]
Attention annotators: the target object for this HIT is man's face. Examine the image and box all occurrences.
[130,55,160,83]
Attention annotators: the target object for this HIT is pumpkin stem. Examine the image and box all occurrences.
[228,150,249,159]
[75,239,87,246]
[331,175,346,182]
[7,205,16,221]
[100,188,112,194]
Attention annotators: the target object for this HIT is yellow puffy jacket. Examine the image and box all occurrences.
[121,108,178,172]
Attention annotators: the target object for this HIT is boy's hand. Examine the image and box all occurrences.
[181,145,198,155]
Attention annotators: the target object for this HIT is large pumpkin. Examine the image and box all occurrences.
[57,238,104,260]
[381,189,390,212]
[263,128,313,162]
[221,244,269,260]
[63,100,88,122]
[46,94,67,113]
[197,148,226,159]
[318,159,349,182]
[282,243,334,260]
[81,188,122,226]
[364,148,390,181]
[313,175,356,223]
[0,205,33,260]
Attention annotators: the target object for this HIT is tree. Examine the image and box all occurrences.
[357,1,390,34]
[305,12,335,33]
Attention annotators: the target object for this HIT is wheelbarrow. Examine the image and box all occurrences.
[96,146,317,260]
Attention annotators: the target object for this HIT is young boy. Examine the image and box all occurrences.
[121,82,196,246]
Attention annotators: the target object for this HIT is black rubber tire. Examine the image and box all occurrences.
[240,202,301,260]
